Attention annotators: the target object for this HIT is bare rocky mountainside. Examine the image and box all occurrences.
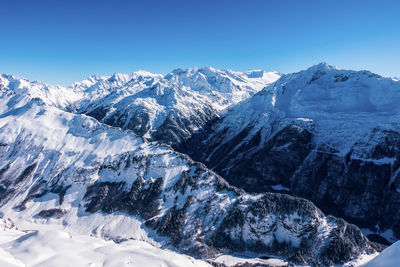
[0,64,398,266]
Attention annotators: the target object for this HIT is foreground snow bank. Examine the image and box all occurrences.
[0,220,210,267]
[364,241,400,267]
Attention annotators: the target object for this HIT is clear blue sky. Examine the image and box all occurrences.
[0,0,399,86]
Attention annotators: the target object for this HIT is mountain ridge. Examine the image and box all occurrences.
[1,67,280,146]
[178,63,400,245]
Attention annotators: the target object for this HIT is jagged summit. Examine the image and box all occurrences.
[70,71,163,91]
[165,66,280,88]
[107,72,133,83]
[166,66,217,75]
[68,67,279,144]
[0,73,82,108]
[305,61,340,72]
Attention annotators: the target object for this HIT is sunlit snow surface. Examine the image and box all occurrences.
[212,253,288,266]
[211,63,400,156]
[362,241,400,267]
[0,219,210,267]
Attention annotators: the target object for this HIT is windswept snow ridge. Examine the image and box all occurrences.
[364,241,400,267]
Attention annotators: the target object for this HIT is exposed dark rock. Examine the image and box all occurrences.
[84,177,163,219]
[15,162,37,184]
[180,123,314,193]
[38,208,66,219]
[152,107,216,146]
[180,123,400,242]
[15,179,47,211]
[104,109,151,136]
[156,203,188,246]
[367,234,391,247]
[84,106,109,121]
[317,216,374,266]
[50,184,71,205]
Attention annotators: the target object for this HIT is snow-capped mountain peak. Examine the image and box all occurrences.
[0,74,82,108]
[165,66,280,92]
[107,72,132,83]
[305,61,340,72]
[179,63,400,247]
[64,67,280,145]
[197,63,400,157]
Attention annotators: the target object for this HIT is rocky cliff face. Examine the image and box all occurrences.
[179,63,400,243]
[0,91,375,266]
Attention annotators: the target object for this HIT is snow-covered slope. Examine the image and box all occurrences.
[179,63,400,244]
[0,86,375,266]
[0,74,82,109]
[69,67,279,145]
[187,63,400,153]
[364,241,400,267]
[0,218,211,267]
